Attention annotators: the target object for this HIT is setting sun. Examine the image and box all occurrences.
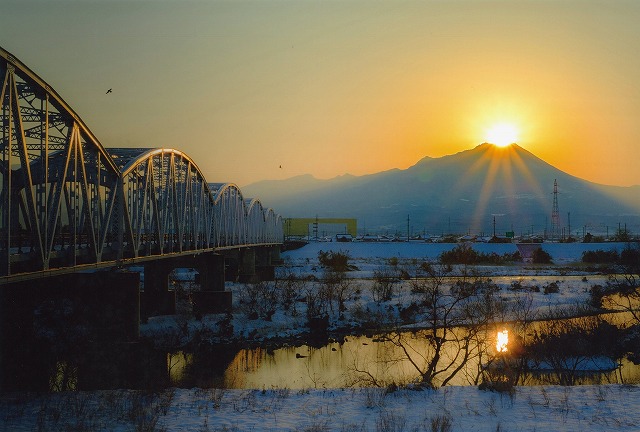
[485,123,519,147]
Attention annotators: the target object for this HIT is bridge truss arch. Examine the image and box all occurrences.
[112,148,215,258]
[0,47,283,281]
[210,183,246,247]
[1,47,122,275]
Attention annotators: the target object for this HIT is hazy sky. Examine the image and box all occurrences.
[2,1,640,187]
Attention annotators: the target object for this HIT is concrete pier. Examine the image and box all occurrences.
[142,260,176,318]
[192,253,231,316]
[256,247,275,281]
[238,248,257,283]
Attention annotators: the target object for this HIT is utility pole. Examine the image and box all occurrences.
[407,214,410,242]
[493,215,496,238]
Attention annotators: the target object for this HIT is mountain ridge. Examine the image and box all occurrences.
[244,144,640,235]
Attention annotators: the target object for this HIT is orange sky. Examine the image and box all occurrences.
[2,1,640,187]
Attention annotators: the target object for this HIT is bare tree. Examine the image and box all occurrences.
[376,263,503,388]
[605,243,640,324]
[371,266,397,302]
[319,269,356,314]
[238,280,279,320]
[276,270,310,316]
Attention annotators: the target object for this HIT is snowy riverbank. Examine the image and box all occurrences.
[2,384,639,431]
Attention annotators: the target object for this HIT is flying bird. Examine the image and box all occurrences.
[106,88,112,94]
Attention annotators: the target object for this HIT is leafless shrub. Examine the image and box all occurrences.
[558,387,571,422]
[525,315,620,386]
[594,385,610,402]
[232,391,257,413]
[479,364,517,397]
[127,390,173,432]
[540,387,550,408]
[238,281,279,320]
[340,422,367,432]
[305,283,329,320]
[485,396,498,416]
[375,409,407,432]
[277,270,309,314]
[429,413,453,432]
[295,420,330,432]
[210,425,240,432]
[274,387,291,401]
[363,388,387,408]
[371,267,396,302]
[606,243,640,323]
[34,392,101,432]
[310,270,356,316]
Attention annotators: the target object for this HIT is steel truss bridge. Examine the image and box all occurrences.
[0,47,283,284]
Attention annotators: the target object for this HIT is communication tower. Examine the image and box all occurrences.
[551,179,560,240]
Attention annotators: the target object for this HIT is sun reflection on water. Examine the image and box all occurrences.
[496,329,509,353]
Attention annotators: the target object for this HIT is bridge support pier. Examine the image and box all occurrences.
[192,253,231,316]
[256,247,275,281]
[142,261,176,319]
[225,246,280,284]
[238,248,257,283]
[223,251,240,282]
[0,271,140,391]
[271,245,283,265]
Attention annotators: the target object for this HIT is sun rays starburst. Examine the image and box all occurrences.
[485,123,519,147]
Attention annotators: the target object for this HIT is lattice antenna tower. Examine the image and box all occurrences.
[551,179,560,240]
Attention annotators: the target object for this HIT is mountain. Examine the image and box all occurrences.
[243,144,640,236]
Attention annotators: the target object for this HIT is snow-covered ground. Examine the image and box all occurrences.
[2,385,639,431]
[3,242,638,431]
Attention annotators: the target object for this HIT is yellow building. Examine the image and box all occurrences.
[284,218,357,238]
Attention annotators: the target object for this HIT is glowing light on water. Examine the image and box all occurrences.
[496,329,509,353]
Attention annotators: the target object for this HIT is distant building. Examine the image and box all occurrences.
[285,217,357,239]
